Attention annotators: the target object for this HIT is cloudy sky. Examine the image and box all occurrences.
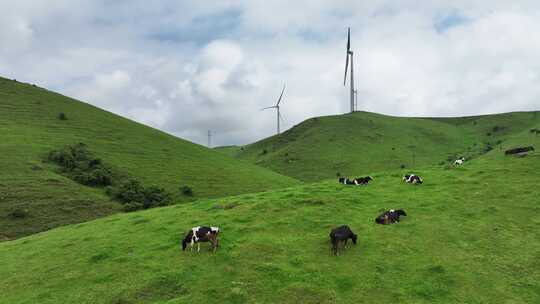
[1,1,540,146]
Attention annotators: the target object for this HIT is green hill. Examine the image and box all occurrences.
[0,77,299,240]
[227,111,540,181]
[1,147,538,303]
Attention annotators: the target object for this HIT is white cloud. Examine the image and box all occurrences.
[0,1,539,146]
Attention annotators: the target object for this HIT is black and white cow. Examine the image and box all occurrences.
[338,177,356,185]
[182,226,220,252]
[329,225,358,256]
[338,176,373,186]
[355,176,373,185]
[375,209,407,225]
[403,174,423,184]
[454,157,465,165]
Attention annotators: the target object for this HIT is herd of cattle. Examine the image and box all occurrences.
[181,157,470,255]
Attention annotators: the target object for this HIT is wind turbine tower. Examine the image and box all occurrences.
[262,84,286,135]
[344,27,355,113]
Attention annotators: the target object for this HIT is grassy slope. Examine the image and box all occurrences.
[0,77,299,240]
[232,111,540,181]
[214,145,242,158]
[1,139,539,303]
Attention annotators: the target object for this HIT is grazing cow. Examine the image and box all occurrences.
[375,209,407,225]
[454,157,465,165]
[355,176,373,185]
[329,225,358,256]
[182,226,220,252]
[403,174,423,184]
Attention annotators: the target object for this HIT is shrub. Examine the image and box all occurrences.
[111,179,146,203]
[48,144,171,211]
[336,172,341,177]
[180,185,193,196]
[48,144,112,186]
[58,112,68,120]
[9,209,29,219]
[142,186,171,208]
[123,202,144,212]
[261,149,268,155]
[400,164,406,169]
[110,180,170,209]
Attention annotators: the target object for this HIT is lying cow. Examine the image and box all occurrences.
[403,174,423,184]
[375,209,407,225]
[182,226,220,252]
[338,177,356,185]
[355,176,373,185]
[338,176,373,185]
[329,225,358,256]
[454,157,465,165]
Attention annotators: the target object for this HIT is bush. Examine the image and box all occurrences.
[48,143,112,186]
[9,209,29,219]
[111,179,170,209]
[123,202,144,212]
[48,144,171,211]
[261,149,268,155]
[111,179,146,203]
[180,185,193,196]
[400,164,406,169]
[58,112,68,120]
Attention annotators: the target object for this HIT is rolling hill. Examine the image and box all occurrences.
[218,111,540,181]
[0,77,299,240]
[1,144,538,303]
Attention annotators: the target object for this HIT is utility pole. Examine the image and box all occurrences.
[207,130,212,148]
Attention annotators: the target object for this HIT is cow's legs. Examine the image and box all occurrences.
[197,243,200,252]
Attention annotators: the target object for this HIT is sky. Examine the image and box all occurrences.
[1,1,540,146]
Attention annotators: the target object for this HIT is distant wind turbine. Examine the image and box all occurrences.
[262,84,286,135]
[344,27,355,113]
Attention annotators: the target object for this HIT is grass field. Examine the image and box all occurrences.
[0,77,299,240]
[1,145,539,303]
[220,111,540,181]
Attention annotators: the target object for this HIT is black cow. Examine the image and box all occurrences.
[182,226,220,252]
[375,209,407,225]
[329,225,358,256]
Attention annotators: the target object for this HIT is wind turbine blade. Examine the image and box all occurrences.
[261,106,276,110]
[344,52,349,86]
[347,27,350,52]
[344,27,350,86]
[276,84,286,106]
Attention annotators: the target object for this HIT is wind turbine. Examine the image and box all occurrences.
[344,27,355,113]
[262,84,286,135]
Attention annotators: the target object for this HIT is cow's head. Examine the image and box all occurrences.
[396,209,407,216]
[182,239,188,251]
[351,233,358,244]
